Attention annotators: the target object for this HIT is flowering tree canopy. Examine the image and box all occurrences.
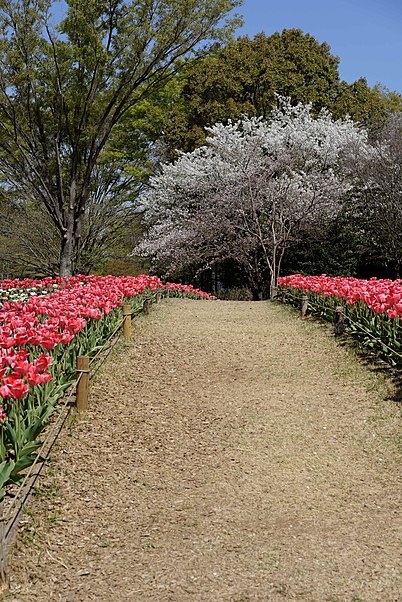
[138,100,371,298]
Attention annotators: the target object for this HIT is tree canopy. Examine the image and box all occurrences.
[352,114,402,278]
[161,30,402,157]
[0,0,242,276]
[278,113,402,281]
[139,100,370,298]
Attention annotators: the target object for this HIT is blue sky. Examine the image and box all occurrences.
[234,0,402,92]
[51,1,401,93]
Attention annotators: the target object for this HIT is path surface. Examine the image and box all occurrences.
[5,299,401,601]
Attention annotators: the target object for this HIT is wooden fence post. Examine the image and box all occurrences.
[123,304,132,340]
[143,298,150,315]
[76,356,89,412]
[334,306,345,336]
[301,294,308,318]
[0,518,8,593]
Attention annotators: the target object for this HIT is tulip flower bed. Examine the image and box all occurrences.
[0,274,214,502]
[278,274,402,367]
[0,278,59,307]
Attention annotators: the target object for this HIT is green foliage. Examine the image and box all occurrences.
[332,79,402,132]
[0,0,243,275]
[161,29,402,157]
[162,29,340,154]
[282,207,367,279]
[95,257,149,277]
[103,77,183,179]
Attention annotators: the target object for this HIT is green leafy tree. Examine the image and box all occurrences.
[333,78,402,133]
[162,29,402,157]
[0,0,242,276]
[0,77,182,276]
[162,29,342,155]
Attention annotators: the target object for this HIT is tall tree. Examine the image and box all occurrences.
[0,0,242,276]
[161,30,402,158]
[139,101,369,298]
[162,29,342,155]
[0,77,182,276]
[332,78,402,134]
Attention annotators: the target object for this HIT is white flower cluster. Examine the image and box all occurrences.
[0,284,58,308]
[137,99,372,289]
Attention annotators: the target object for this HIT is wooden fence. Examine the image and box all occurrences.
[280,289,344,335]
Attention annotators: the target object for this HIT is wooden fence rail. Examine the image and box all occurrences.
[280,290,345,336]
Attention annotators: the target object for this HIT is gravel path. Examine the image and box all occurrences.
[5,299,401,601]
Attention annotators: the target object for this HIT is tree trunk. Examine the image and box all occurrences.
[59,233,75,277]
[59,211,80,277]
[251,287,263,301]
[269,272,277,299]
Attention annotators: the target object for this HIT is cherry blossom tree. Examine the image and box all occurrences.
[139,100,370,298]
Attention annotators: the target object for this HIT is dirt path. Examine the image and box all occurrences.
[5,299,401,601]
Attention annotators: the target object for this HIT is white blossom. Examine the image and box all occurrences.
[137,100,371,296]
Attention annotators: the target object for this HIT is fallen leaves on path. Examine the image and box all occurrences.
[5,300,401,601]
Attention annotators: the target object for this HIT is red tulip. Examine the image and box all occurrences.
[33,354,52,372]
